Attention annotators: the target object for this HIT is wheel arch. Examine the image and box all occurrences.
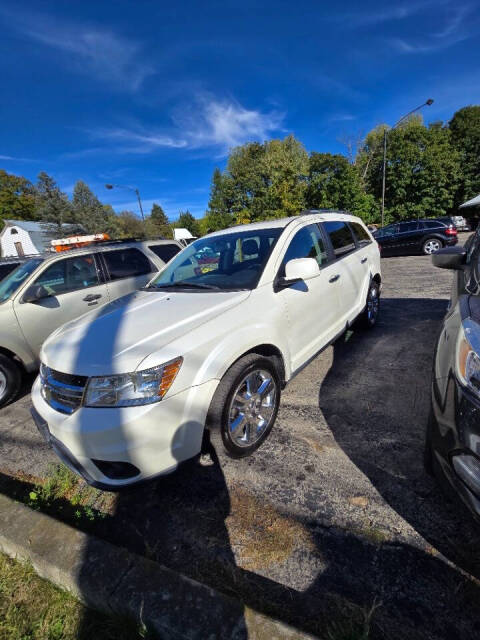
[0,346,26,373]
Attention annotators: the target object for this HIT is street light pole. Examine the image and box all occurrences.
[105,183,145,223]
[380,98,434,227]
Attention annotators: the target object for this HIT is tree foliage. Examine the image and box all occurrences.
[145,203,171,238]
[449,106,480,205]
[72,180,117,234]
[175,210,200,237]
[0,170,35,222]
[34,172,73,231]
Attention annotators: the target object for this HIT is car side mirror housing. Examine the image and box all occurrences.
[275,258,320,291]
[22,284,50,304]
[432,246,467,271]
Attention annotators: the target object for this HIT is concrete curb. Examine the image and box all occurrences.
[0,494,315,639]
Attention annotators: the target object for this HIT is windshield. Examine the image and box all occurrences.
[149,227,283,291]
[0,258,43,303]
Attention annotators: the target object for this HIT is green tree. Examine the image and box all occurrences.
[0,170,36,222]
[306,152,378,222]
[176,210,200,236]
[146,203,171,238]
[34,172,73,232]
[72,180,111,234]
[449,106,480,205]
[360,118,460,222]
[205,135,309,227]
[115,211,145,238]
[204,168,235,232]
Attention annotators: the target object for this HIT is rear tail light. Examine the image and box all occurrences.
[446,227,457,236]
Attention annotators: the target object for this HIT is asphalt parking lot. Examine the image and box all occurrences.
[1,242,480,639]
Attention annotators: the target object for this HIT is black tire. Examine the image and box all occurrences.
[422,237,443,255]
[206,353,281,458]
[357,280,380,329]
[0,354,22,408]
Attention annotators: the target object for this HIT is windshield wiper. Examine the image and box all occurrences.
[143,282,221,291]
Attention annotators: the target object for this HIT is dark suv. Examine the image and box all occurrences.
[374,219,458,256]
[426,232,480,521]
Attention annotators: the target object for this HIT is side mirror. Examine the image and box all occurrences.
[23,284,50,304]
[432,246,467,271]
[275,258,320,291]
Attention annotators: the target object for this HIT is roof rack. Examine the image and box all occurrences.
[300,209,352,215]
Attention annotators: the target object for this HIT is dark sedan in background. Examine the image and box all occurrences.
[426,231,480,521]
[374,219,458,256]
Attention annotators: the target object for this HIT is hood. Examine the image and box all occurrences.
[41,289,250,375]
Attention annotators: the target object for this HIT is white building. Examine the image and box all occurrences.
[0,220,82,257]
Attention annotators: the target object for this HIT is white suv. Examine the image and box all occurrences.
[31,211,381,489]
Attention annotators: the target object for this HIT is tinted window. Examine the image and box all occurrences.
[35,255,99,296]
[0,262,21,280]
[423,220,442,229]
[103,248,152,280]
[324,221,356,258]
[148,243,181,263]
[280,225,328,276]
[350,222,372,246]
[398,221,420,232]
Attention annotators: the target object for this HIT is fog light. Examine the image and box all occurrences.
[452,454,480,497]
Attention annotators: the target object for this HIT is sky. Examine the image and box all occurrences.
[1,0,479,220]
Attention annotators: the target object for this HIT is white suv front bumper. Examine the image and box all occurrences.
[31,376,218,489]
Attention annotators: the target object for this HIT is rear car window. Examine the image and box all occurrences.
[350,222,372,246]
[148,243,181,263]
[35,255,99,296]
[423,220,443,229]
[398,221,420,232]
[102,248,152,280]
[324,221,356,258]
[0,262,21,280]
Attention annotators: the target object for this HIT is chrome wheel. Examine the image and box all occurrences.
[227,369,277,447]
[424,239,441,255]
[367,286,379,323]
[0,370,6,401]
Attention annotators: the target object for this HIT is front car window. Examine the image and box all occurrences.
[279,224,328,276]
[34,255,99,296]
[375,224,398,238]
[150,228,282,291]
[0,258,43,303]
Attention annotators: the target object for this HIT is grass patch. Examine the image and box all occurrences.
[226,487,315,570]
[26,463,112,525]
[0,553,152,640]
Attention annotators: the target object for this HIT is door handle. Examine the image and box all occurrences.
[83,294,102,302]
[361,257,367,264]
[329,274,340,283]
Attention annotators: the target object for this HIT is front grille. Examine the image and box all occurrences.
[40,364,87,415]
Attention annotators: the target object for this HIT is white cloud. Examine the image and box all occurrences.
[84,97,285,157]
[7,11,153,91]
[390,4,475,54]
[340,1,437,28]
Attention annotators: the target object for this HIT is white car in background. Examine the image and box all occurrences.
[31,211,381,489]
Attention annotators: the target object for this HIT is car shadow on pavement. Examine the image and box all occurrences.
[319,296,480,578]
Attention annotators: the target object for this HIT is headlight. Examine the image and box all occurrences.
[457,320,480,397]
[84,357,183,408]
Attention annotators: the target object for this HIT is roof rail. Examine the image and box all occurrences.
[300,209,352,215]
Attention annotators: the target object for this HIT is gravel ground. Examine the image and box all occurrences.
[1,240,480,639]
